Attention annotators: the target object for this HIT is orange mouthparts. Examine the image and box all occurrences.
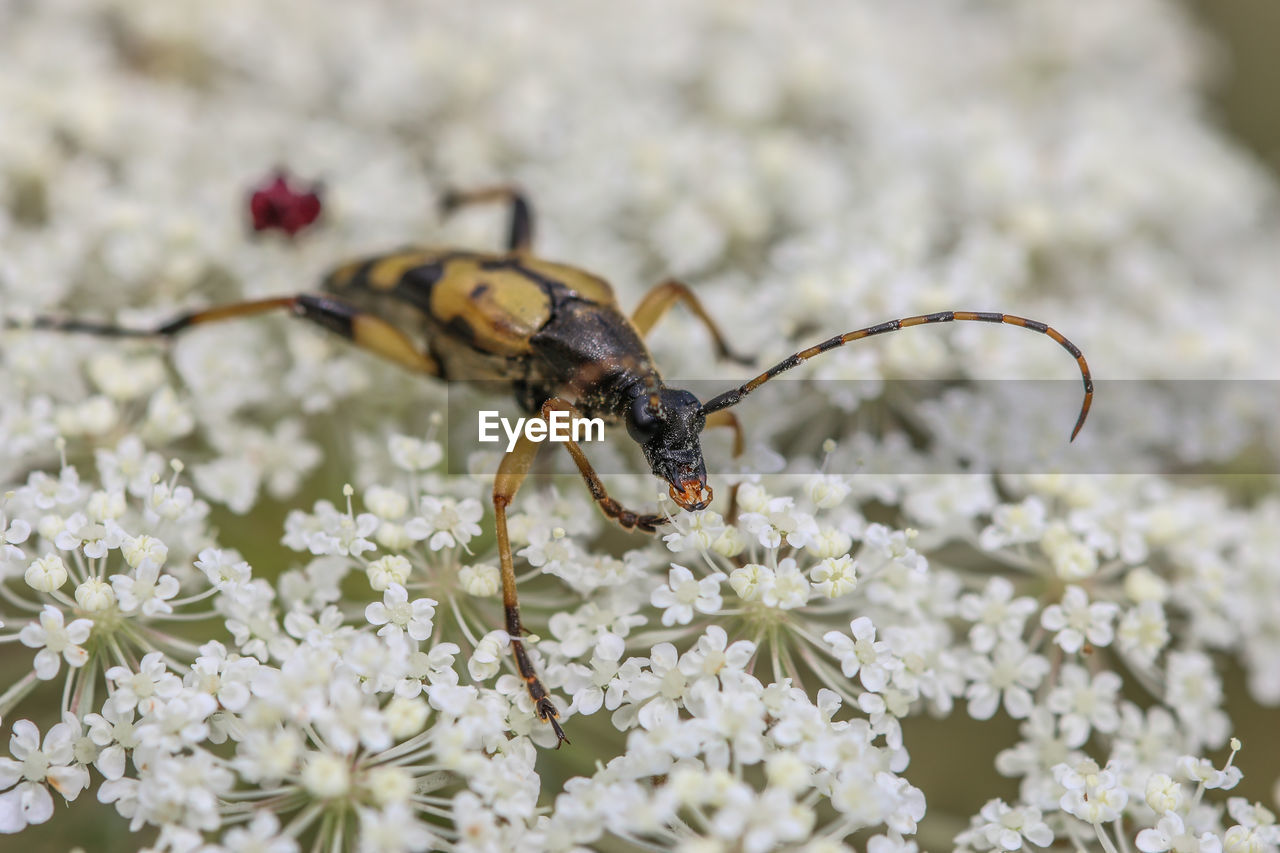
[669,481,713,512]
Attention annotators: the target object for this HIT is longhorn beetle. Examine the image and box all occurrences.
[6,185,1094,745]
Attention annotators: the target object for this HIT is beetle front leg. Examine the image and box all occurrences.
[704,409,745,522]
[493,432,568,746]
[538,399,668,534]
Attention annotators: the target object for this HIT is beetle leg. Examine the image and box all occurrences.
[630,278,754,366]
[538,398,668,534]
[703,409,745,522]
[440,184,534,255]
[10,294,440,376]
[493,431,568,746]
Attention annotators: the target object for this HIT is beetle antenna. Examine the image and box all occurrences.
[699,311,1094,442]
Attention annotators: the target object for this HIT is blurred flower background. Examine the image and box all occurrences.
[1,0,1279,850]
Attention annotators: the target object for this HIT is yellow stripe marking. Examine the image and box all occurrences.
[368,252,436,291]
[351,315,438,374]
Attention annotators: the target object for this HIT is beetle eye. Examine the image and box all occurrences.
[628,394,660,439]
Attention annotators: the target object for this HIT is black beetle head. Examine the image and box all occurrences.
[625,386,712,511]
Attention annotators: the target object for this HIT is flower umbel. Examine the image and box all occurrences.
[1,0,1279,850]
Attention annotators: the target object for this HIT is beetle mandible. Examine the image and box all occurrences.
[9,185,1094,745]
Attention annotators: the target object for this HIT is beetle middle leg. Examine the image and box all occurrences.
[493,431,569,745]
[440,184,534,255]
[631,278,754,365]
[492,397,666,744]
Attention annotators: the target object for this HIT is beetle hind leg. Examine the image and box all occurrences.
[440,184,534,255]
[7,294,441,376]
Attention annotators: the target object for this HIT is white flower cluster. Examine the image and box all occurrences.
[2,0,1280,851]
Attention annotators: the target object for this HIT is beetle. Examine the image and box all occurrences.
[6,185,1093,745]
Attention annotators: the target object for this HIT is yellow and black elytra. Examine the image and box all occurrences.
[6,185,1094,746]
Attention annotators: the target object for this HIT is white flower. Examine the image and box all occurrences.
[679,626,755,684]
[1045,664,1122,747]
[1117,600,1171,666]
[356,803,439,852]
[663,509,727,552]
[727,557,811,609]
[20,469,81,511]
[562,632,627,715]
[18,606,93,680]
[1177,755,1243,792]
[364,584,437,641]
[405,496,483,551]
[980,498,1048,550]
[23,553,67,593]
[963,798,1054,850]
[1165,651,1229,748]
[1144,773,1183,814]
[810,554,858,598]
[387,435,443,471]
[83,704,138,781]
[467,630,509,681]
[762,558,812,609]
[1,509,32,566]
[194,548,253,590]
[363,485,409,520]
[0,718,89,833]
[1136,812,1222,853]
[958,576,1038,653]
[458,562,500,596]
[651,564,725,626]
[807,475,851,509]
[1055,759,1129,824]
[134,690,220,753]
[121,532,168,569]
[74,578,115,612]
[729,562,772,602]
[1042,525,1097,581]
[110,561,181,616]
[964,642,1049,720]
[217,811,299,853]
[518,525,579,578]
[825,616,896,692]
[1040,585,1119,653]
[106,651,183,715]
[365,554,411,591]
[53,512,124,559]
[282,500,378,557]
[185,641,258,712]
